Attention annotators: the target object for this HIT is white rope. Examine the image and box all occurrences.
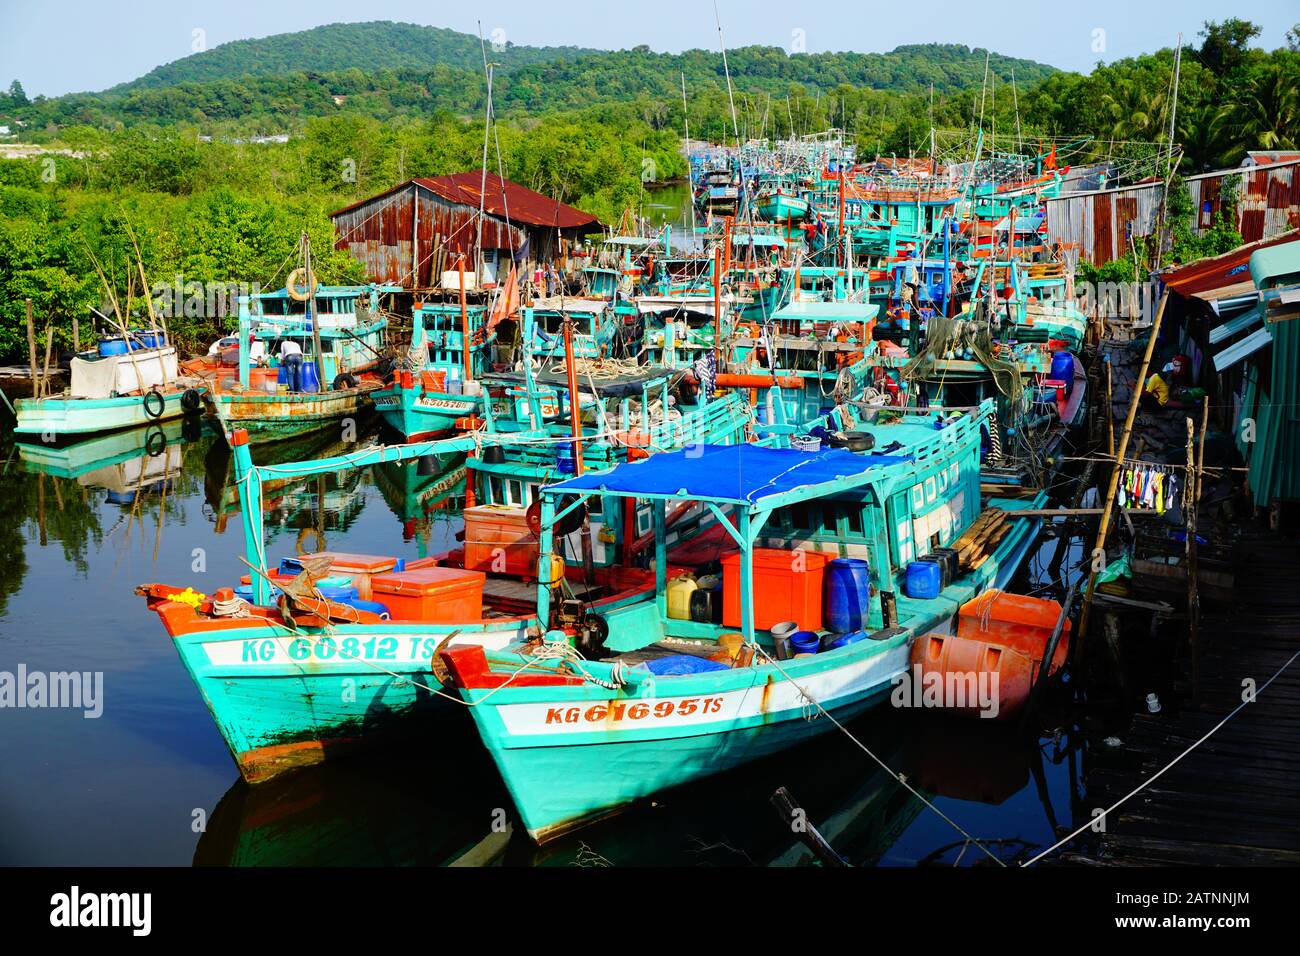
[748,642,1008,866]
[1022,642,1300,867]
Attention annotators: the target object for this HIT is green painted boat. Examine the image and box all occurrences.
[438,401,1046,843]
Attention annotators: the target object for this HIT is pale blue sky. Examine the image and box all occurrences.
[2,1,1296,98]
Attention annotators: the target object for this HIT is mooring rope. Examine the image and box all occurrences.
[747,642,1008,866]
[1022,642,1300,867]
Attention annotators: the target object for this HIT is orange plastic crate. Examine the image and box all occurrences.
[462,505,539,577]
[721,548,830,631]
[371,567,485,622]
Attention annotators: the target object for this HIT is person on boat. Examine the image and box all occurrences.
[278,338,304,392]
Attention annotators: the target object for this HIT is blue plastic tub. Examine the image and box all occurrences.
[339,597,391,619]
[905,560,943,600]
[824,557,871,633]
[98,337,128,357]
[822,630,870,652]
[789,630,821,655]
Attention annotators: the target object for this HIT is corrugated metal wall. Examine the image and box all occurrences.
[331,184,534,289]
[1048,159,1300,267]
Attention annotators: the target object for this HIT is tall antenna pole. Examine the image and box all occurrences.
[713,0,740,147]
[682,72,697,236]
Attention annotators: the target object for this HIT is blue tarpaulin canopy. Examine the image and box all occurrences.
[546,444,909,507]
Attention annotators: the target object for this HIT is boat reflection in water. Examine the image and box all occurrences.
[19,414,206,502]
[193,694,1072,866]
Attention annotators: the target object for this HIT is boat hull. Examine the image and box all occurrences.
[447,636,908,843]
[206,386,377,441]
[755,194,811,222]
[372,386,481,441]
[159,606,530,783]
[14,389,194,439]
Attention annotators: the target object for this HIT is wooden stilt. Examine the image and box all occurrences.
[1075,292,1169,665]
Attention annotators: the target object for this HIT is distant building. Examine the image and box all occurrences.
[329,172,601,292]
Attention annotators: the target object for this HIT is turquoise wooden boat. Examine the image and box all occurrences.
[204,284,393,443]
[373,301,493,441]
[438,401,1046,843]
[754,191,811,223]
[14,339,203,441]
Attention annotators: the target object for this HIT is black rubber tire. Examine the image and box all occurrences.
[142,389,166,419]
[180,387,203,412]
[144,426,167,458]
[333,373,359,391]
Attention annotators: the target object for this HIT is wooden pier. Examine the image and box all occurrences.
[1071,530,1300,865]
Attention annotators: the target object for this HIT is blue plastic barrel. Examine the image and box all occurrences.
[299,361,321,393]
[789,630,821,655]
[824,557,871,633]
[98,337,128,357]
[556,442,575,474]
[132,330,165,349]
[905,560,943,600]
[1050,352,1075,393]
[277,363,290,388]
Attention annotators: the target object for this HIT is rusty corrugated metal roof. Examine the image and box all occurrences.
[330,173,599,231]
[1162,230,1300,299]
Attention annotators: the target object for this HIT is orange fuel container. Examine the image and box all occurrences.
[462,505,538,577]
[420,369,447,393]
[370,567,485,622]
[721,548,830,631]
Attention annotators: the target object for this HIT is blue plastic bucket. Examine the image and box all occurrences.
[905,560,943,600]
[339,597,391,619]
[789,630,821,655]
[824,557,871,633]
[98,337,128,357]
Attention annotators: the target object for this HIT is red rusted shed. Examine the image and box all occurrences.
[330,174,601,290]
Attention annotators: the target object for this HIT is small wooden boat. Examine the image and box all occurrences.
[197,280,393,443]
[14,336,203,441]
[372,301,492,441]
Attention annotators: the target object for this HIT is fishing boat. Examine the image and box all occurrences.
[754,190,812,223]
[372,301,493,441]
[13,331,204,441]
[198,279,393,443]
[19,415,202,493]
[135,426,680,784]
[437,399,1046,843]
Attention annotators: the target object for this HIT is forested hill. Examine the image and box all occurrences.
[110,21,602,90]
[7,23,1057,130]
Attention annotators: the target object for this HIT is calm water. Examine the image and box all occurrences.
[0,418,1082,867]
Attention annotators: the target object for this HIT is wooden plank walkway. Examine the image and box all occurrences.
[1072,530,1300,865]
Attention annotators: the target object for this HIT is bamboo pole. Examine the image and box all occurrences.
[1074,291,1169,664]
[25,299,37,398]
[40,320,54,400]
[1104,357,1115,457]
